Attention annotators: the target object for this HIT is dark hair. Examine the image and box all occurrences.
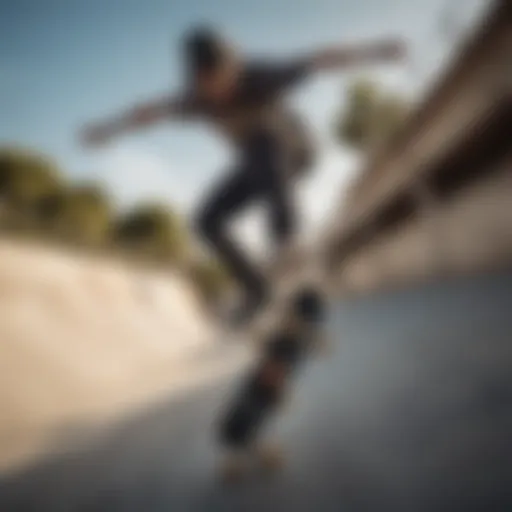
[182,25,230,77]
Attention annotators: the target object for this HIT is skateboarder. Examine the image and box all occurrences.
[81,26,405,326]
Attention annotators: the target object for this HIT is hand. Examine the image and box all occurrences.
[79,122,115,148]
[370,39,408,63]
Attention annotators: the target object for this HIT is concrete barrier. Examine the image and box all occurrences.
[339,164,512,294]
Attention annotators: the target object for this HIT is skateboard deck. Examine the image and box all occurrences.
[216,284,328,482]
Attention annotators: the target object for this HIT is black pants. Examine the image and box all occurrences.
[195,132,306,302]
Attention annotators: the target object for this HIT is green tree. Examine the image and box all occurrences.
[0,147,62,208]
[54,184,113,245]
[0,147,63,229]
[115,201,188,263]
[336,77,409,153]
[189,257,231,304]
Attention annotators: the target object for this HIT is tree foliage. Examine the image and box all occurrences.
[0,147,64,232]
[0,146,192,267]
[189,257,230,304]
[54,184,113,245]
[336,77,409,153]
[0,147,62,214]
[114,201,188,263]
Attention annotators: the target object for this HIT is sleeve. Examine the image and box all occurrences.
[252,58,312,96]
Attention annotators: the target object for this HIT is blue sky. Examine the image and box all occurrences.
[0,0,488,250]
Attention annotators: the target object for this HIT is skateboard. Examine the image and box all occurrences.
[216,284,328,483]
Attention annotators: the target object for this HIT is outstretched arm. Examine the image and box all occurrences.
[79,95,194,148]
[263,37,407,93]
[307,37,407,73]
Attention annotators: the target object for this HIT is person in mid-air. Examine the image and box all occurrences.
[81,26,405,326]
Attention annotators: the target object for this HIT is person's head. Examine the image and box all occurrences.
[182,25,239,102]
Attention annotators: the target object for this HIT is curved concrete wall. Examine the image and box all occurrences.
[0,240,224,474]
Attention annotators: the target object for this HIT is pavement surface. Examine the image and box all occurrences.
[1,270,511,511]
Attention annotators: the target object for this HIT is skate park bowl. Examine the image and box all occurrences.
[0,238,248,477]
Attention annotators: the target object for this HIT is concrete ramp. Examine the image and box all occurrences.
[0,240,246,475]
